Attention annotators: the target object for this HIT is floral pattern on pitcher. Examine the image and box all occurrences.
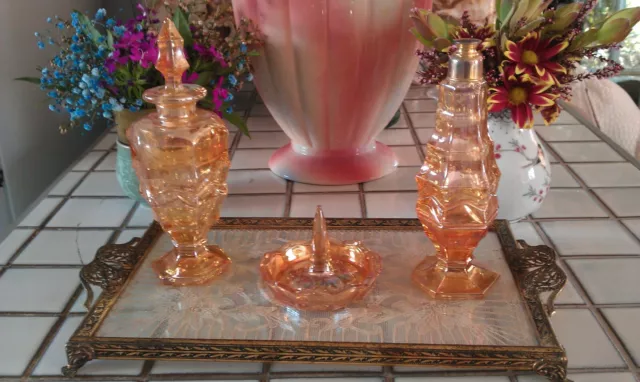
[489,112,551,221]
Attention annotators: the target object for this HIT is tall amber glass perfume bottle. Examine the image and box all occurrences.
[414,39,501,299]
[128,19,231,286]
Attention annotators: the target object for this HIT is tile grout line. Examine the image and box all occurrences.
[401,103,426,163]
[21,200,140,380]
[0,149,112,281]
[535,131,640,373]
[530,221,639,375]
[20,136,140,380]
[358,183,368,218]
[227,89,257,162]
[538,133,640,254]
[383,365,394,382]
[283,181,293,218]
[20,284,83,380]
[139,359,155,382]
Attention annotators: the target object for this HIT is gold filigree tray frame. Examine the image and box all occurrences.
[64,218,569,381]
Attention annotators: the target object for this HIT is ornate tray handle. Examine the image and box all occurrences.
[513,240,567,316]
[80,238,141,309]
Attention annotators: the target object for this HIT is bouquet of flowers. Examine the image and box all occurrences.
[410,0,640,128]
[17,1,262,139]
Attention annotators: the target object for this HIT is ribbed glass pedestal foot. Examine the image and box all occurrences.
[412,256,499,299]
[152,245,231,286]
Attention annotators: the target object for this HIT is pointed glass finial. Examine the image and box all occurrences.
[309,206,333,274]
[156,18,190,89]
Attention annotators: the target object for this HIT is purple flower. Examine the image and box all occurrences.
[211,77,227,112]
[193,43,227,67]
[182,72,199,84]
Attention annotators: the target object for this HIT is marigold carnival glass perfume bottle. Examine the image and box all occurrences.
[260,206,382,311]
[128,19,231,286]
[414,39,501,299]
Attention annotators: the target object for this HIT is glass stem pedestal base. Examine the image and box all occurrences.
[412,256,500,300]
[269,141,398,185]
[152,245,231,286]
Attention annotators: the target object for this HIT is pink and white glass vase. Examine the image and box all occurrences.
[232,0,432,185]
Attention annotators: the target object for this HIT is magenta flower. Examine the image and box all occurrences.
[211,77,228,113]
[194,43,227,67]
[182,71,199,84]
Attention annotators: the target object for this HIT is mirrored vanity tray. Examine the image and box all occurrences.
[64,218,570,382]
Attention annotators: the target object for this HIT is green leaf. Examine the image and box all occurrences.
[107,30,114,50]
[223,110,250,137]
[594,18,631,45]
[604,7,640,26]
[509,0,530,30]
[569,28,598,51]
[433,37,452,51]
[195,71,215,87]
[172,7,193,47]
[14,77,41,85]
[514,17,545,37]
[247,50,260,56]
[498,0,513,23]
[74,10,102,46]
[411,27,433,47]
[547,12,578,32]
[426,12,448,38]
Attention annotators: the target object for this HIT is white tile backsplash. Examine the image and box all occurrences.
[0,317,56,375]
[535,125,600,142]
[391,146,422,167]
[602,308,640,365]
[594,188,640,217]
[230,149,275,170]
[15,230,111,265]
[19,198,63,227]
[48,199,135,227]
[550,309,624,368]
[227,170,287,194]
[73,151,105,171]
[571,163,640,187]
[403,99,437,112]
[152,360,262,374]
[366,192,418,218]
[95,151,117,170]
[531,189,607,218]
[568,258,640,304]
[290,194,362,218]
[0,268,79,312]
[409,113,436,128]
[364,167,417,192]
[238,131,289,149]
[221,195,285,217]
[541,220,640,255]
[376,129,415,146]
[0,229,33,264]
[73,172,125,196]
[49,172,84,196]
[549,164,579,188]
[551,142,623,162]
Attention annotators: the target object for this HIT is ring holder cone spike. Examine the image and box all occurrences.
[127,19,231,286]
[413,39,501,299]
[260,206,382,311]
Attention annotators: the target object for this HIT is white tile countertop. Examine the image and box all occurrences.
[1,87,640,382]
